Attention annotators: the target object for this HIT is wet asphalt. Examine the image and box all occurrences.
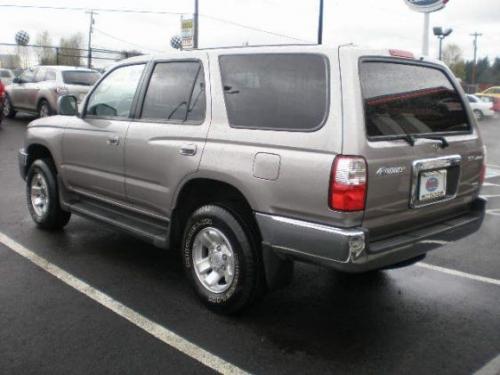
[0,114,499,374]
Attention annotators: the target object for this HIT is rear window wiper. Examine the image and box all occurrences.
[412,135,450,148]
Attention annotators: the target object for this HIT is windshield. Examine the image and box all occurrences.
[62,71,101,86]
[360,61,470,138]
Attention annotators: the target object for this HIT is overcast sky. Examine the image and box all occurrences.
[0,0,498,66]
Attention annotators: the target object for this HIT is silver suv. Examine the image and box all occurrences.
[18,46,486,313]
[4,66,100,119]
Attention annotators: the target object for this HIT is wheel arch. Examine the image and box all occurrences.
[25,143,56,173]
[170,178,258,250]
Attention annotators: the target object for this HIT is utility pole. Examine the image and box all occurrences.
[193,0,199,49]
[86,10,96,68]
[470,32,482,85]
[317,0,324,45]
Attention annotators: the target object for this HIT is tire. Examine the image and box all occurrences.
[38,99,52,118]
[474,109,484,121]
[3,95,16,118]
[26,158,71,230]
[182,204,264,314]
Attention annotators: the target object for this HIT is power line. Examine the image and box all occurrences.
[0,3,310,43]
[93,27,165,53]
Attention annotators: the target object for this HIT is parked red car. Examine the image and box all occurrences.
[0,78,5,125]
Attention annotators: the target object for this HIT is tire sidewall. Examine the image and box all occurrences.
[474,109,484,120]
[26,160,58,225]
[4,95,15,118]
[183,205,255,312]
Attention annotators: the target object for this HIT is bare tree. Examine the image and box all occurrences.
[59,33,84,66]
[35,31,56,65]
[443,44,466,80]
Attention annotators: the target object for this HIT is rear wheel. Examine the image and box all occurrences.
[182,204,264,314]
[38,99,52,118]
[3,95,16,118]
[26,159,71,230]
[473,109,484,121]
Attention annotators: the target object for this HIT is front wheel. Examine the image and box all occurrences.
[26,159,71,230]
[473,109,484,121]
[38,100,52,118]
[182,204,263,314]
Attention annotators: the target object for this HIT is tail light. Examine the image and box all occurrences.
[329,156,367,211]
[55,86,69,96]
[0,80,4,99]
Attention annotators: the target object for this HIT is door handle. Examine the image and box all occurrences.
[179,144,197,156]
[107,136,120,146]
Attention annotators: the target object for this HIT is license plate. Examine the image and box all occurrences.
[419,170,447,202]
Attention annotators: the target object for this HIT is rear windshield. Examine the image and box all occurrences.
[219,54,329,131]
[360,61,470,138]
[62,71,100,86]
[0,70,12,78]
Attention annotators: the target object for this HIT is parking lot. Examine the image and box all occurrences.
[1,114,499,374]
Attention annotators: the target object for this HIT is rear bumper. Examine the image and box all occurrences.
[255,198,486,273]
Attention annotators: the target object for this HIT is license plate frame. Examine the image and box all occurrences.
[418,169,447,202]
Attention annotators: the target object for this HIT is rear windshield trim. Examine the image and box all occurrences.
[358,56,473,141]
[218,53,331,133]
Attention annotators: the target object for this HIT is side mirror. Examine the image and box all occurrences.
[58,95,78,116]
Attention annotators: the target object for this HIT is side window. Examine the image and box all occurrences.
[34,69,46,82]
[45,70,56,81]
[86,64,145,118]
[21,70,34,83]
[219,54,329,131]
[141,61,205,123]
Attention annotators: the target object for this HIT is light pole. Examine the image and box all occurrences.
[433,27,453,60]
[317,0,324,45]
[470,32,482,85]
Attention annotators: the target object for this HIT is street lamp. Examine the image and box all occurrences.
[433,27,453,60]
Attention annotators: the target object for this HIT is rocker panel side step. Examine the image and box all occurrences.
[69,199,170,249]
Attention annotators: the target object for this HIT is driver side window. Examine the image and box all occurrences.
[86,64,145,118]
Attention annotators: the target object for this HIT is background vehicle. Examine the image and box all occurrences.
[18,46,486,314]
[0,78,4,125]
[0,68,15,85]
[4,66,100,119]
[467,94,495,120]
[475,86,500,112]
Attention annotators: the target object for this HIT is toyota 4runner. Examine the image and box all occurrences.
[18,45,486,313]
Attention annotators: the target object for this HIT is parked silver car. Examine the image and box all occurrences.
[3,66,100,118]
[18,46,486,313]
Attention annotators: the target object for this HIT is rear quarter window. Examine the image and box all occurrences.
[219,53,329,131]
[360,61,471,138]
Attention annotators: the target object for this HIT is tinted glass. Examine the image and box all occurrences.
[360,62,470,137]
[20,70,34,82]
[219,54,328,131]
[141,62,205,122]
[63,71,101,86]
[0,70,12,78]
[86,64,144,118]
[33,69,46,82]
[467,95,477,103]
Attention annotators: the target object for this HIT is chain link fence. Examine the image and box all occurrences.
[0,43,134,71]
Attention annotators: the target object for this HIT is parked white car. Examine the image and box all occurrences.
[467,95,495,120]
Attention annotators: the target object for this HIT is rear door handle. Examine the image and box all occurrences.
[179,144,197,156]
[107,136,120,146]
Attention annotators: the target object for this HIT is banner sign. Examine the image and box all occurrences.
[404,0,449,13]
[181,17,194,50]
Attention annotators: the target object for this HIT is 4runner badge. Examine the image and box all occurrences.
[376,166,407,176]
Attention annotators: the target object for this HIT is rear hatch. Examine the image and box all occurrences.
[340,48,484,240]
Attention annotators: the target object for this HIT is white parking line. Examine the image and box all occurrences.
[474,354,500,375]
[417,262,500,287]
[0,232,248,375]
